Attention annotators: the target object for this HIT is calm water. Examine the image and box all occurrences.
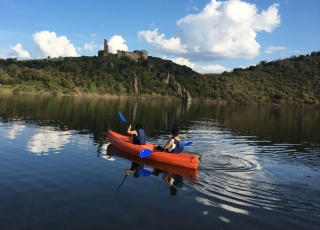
[0,94,319,230]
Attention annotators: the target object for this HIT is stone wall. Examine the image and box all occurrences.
[98,39,147,62]
[117,50,148,62]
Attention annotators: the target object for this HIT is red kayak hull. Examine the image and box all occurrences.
[106,144,198,180]
[107,130,199,169]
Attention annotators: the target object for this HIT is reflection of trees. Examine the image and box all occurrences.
[0,94,319,148]
[182,104,320,144]
[0,95,192,143]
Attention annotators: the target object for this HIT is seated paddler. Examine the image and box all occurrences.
[127,124,146,145]
[156,128,185,153]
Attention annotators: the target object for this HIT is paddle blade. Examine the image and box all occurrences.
[138,169,152,177]
[140,149,153,158]
[119,112,127,123]
[185,141,193,146]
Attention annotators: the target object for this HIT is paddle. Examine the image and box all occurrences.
[116,174,128,191]
[185,141,193,146]
[140,149,153,158]
[119,111,128,124]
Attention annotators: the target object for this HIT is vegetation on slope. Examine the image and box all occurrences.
[0,54,196,98]
[176,52,320,106]
[0,51,320,106]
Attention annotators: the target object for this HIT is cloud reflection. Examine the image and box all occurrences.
[195,197,249,215]
[26,128,71,154]
[7,124,25,139]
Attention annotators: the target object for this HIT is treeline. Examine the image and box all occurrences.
[0,51,320,106]
[176,51,320,106]
[0,54,197,97]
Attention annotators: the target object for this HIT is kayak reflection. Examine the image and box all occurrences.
[106,144,198,194]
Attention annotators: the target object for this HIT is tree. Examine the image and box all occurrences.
[7,64,21,78]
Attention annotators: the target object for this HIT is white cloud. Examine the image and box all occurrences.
[194,63,228,74]
[139,0,281,61]
[108,35,129,53]
[252,4,281,32]
[186,0,199,11]
[187,6,199,11]
[9,43,30,58]
[138,28,187,53]
[265,46,286,54]
[149,23,155,28]
[33,31,79,58]
[172,57,195,67]
[168,56,228,74]
[84,41,98,51]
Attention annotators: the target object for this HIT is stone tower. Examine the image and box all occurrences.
[98,39,108,59]
[103,39,108,54]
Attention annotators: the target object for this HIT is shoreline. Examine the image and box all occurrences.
[1,85,319,108]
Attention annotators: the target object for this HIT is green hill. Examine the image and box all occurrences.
[177,51,320,106]
[0,51,320,106]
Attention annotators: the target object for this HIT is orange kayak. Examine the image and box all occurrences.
[106,144,198,180]
[107,130,199,169]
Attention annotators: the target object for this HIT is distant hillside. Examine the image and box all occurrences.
[0,51,320,106]
[177,51,320,106]
[0,54,197,100]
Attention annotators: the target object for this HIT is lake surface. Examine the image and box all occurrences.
[0,94,319,230]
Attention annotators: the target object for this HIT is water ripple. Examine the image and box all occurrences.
[200,155,258,172]
[195,170,320,214]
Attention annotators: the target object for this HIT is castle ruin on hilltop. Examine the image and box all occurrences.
[98,39,109,58]
[98,39,148,62]
[117,50,148,62]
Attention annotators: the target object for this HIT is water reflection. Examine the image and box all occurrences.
[179,123,320,215]
[26,128,71,154]
[103,144,198,196]
[1,94,320,229]
[160,172,184,196]
[7,123,25,139]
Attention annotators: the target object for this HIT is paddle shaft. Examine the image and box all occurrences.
[117,174,128,191]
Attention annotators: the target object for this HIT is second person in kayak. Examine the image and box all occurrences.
[127,124,146,145]
[156,128,185,153]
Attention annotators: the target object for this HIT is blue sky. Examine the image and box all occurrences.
[1,0,319,73]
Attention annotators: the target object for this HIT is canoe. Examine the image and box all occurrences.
[107,130,199,169]
[106,144,198,180]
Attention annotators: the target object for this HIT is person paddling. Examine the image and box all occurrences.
[156,129,185,153]
[127,124,146,145]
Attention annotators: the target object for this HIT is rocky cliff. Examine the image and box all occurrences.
[162,72,192,102]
